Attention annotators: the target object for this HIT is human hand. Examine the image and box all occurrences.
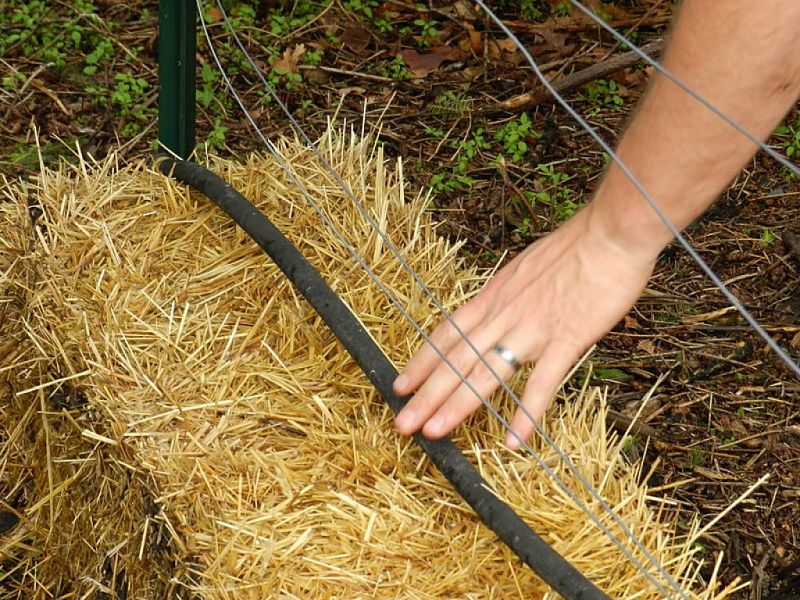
[392,204,657,449]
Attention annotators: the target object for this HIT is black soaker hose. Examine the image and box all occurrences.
[160,158,609,600]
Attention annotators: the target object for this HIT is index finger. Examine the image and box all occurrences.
[393,299,487,395]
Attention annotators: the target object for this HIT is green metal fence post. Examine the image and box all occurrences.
[158,0,196,158]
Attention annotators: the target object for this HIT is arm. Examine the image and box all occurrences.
[393,0,800,450]
[594,0,800,260]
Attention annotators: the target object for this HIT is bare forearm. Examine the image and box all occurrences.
[590,0,800,259]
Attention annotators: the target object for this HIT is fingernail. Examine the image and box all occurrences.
[505,431,520,450]
[393,374,409,393]
[426,414,445,436]
[395,409,415,432]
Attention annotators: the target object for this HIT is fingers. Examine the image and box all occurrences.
[394,323,505,435]
[390,206,655,450]
[419,345,521,439]
[393,298,488,396]
[418,328,540,438]
[504,343,580,450]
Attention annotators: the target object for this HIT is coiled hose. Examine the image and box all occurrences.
[160,158,608,600]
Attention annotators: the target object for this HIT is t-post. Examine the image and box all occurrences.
[158,0,196,158]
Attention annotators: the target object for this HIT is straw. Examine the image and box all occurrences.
[0,130,742,598]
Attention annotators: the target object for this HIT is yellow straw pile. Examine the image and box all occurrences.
[0,132,741,598]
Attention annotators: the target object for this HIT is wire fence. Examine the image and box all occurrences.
[191,1,800,596]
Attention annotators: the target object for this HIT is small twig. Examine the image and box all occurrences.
[600,0,667,60]
[717,428,788,450]
[496,156,539,228]
[309,65,395,83]
[284,0,335,41]
[16,62,52,97]
[606,409,660,439]
[751,552,771,600]
[500,40,663,112]
[29,79,70,115]
[691,472,770,542]
[501,15,673,35]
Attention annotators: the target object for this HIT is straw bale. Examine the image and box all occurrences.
[1,174,183,598]
[0,132,741,599]
[1,197,34,597]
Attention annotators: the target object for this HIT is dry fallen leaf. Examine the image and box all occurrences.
[790,331,800,351]
[206,6,222,21]
[459,66,482,81]
[273,44,306,73]
[399,46,461,78]
[538,29,575,59]
[453,0,478,20]
[341,23,371,54]
[719,414,748,437]
[623,315,642,330]
[496,38,519,53]
[487,38,517,61]
[463,21,482,53]
[637,339,657,355]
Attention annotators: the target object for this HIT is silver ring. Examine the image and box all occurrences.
[492,344,522,370]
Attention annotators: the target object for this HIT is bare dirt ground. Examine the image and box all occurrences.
[1,1,799,597]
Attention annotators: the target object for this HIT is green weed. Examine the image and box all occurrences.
[413,17,439,47]
[496,0,546,19]
[83,38,114,75]
[2,71,26,92]
[692,542,707,555]
[1,0,90,67]
[269,67,303,91]
[535,163,580,222]
[284,0,330,32]
[595,368,629,381]
[552,193,581,222]
[759,229,776,246]
[303,48,324,67]
[374,17,394,34]
[342,0,379,19]
[196,63,218,109]
[775,118,800,158]
[206,117,228,150]
[389,55,409,79]
[582,78,625,109]
[552,2,572,16]
[520,0,544,19]
[688,447,706,467]
[112,73,148,114]
[424,127,445,139]
[537,163,568,186]
[452,129,491,174]
[432,91,470,120]
[231,3,257,29]
[111,73,154,135]
[513,216,537,238]
[494,113,539,162]
[622,434,642,453]
[430,172,477,193]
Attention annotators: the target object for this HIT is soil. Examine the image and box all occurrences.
[1,0,798,597]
